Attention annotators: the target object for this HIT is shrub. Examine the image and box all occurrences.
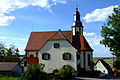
[114,58,120,70]
[20,64,49,80]
[57,65,75,79]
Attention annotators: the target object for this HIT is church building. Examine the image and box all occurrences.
[23,7,93,73]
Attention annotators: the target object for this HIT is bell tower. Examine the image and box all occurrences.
[72,7,83,35]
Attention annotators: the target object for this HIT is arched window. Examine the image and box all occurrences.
[30,54,34,57]
[42,53,50,60]
[54,43,60,48]
[77,53,80,59]
[88,54,91,66]
[63,53,71,60]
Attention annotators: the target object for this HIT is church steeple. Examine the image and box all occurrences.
[72,7,83,35]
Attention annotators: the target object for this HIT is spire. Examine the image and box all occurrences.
[72,7,82,27]
[72,5,83,35]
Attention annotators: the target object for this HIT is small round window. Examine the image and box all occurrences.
[54,43,60,48]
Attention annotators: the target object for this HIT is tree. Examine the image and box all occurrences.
[0,42,20,62]
[57,65,75,79]
[100,6,120,57]
[20,64,49,80]
[0,42,7,57]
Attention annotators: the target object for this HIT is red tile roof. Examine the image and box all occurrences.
[0,62,18,71]
[25,57,39,65]
[49,31,67,40]
[25,31,72,51]
[79,35,93,51]
[25,31,93,51]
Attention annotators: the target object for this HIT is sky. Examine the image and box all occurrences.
[0,0,119,57]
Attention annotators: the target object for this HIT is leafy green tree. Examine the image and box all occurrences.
[0,42,20,62]
[114,57,120,69]
[0,42,6,57]
[100,6,120,69]
[100,6,120,57]
[20,64,49,80]
[57,65,75,79]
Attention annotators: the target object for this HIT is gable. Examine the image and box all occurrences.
[49,31,67,40]
[96,59,111,71]
[39,40,77,53]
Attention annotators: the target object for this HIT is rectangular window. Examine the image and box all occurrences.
[63,53,71,60]
[42,53,50,60]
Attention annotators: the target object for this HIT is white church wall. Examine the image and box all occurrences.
[38,40,77,73]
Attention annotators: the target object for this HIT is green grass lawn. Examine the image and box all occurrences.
[0,77,20,80]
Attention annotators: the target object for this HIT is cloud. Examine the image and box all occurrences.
[83,32,95,37]
[0,13,15,26]
[52,0,67,5]
[0,0,68,26]
[0,36,27,41]
[85,34,112,57]
[83,5,119,22]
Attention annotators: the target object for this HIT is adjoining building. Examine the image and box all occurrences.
[0,62,22,77]
[21,7,93,73]
[94,59,113,76]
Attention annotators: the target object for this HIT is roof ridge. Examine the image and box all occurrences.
[31,30,71,33]
[48,31,67,40]
[58,31,68,40]
[60,31,73,44]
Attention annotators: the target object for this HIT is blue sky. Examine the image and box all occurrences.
[0,0,119,57]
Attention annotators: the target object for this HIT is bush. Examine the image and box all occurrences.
[20,64,49,80]
[114,58,120,70]
[57,65,75,79]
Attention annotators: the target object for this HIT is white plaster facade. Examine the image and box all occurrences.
[38,40,77,73]
[24,40,93,73]
[94,60,108,74]
[33,40,93,73]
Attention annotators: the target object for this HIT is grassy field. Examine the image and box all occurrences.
[93,57,116,64]
[0,77,19,80]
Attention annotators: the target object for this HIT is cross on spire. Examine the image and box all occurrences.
[76,0,78,10]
